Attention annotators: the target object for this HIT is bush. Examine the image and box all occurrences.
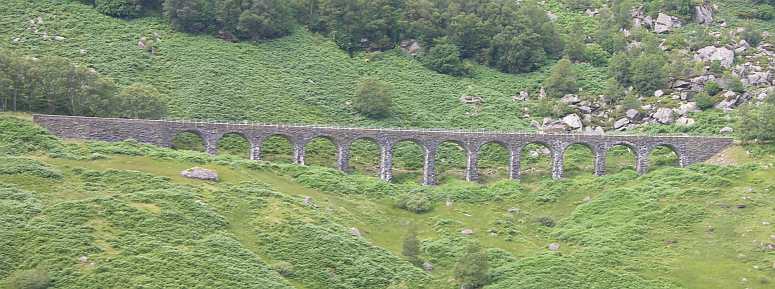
[537,216,556,227]
[741,23,763,47]
[694,92,716,110]
[423,40,468,76]
[724,73,745,93]
[237,0,294,40]
[704,81,721,96]
[583,43,610,67]
[115,83,167,119]
[4,268,51,289]
[737,93,775,142]
[543,58,578,98]
[95,0,142,18]
[395,192,433,213]
[454,243,489,289]
[353,78,392,118]
[630,53,667,95]
[270,261,295,277]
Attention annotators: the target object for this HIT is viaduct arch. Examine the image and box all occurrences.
[33,115,733,185]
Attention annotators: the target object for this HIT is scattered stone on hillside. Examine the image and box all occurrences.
[631,6,653,29]
[79,256,89,264]
[625,109,641,120]
[513,90,529,101]
[654,13,679,33]
[675,102,698,116]
[582,196,592,202]
[460,94,484,105]
[181,167,218,181]
[461,229,474,236]
[736,204,747,209]
[561,94,581,104]
[715,91,739,111]
[652,107,674,124]
[676,117,695,127]
[350,227,361,237]
[719,126,734,134]
[694,2,714,25]
[303,196,315,207]
[765,243,775,251]
[735,40,750,54]
[585,9,598,17]
[79,48,87,55]
[399,39,422,56]
[508,207,520,214]
[614,118,630,130]
[546,11,558,21]
[562,114,583,129]
[446,198,453,207]
[53,36,65,41]
[654,89,664,97]
[422,261,433,272]
[548,243,560,251]
[673,79,691,89]
[695,46,735,68]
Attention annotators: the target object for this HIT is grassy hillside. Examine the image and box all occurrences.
[1,114,774,288]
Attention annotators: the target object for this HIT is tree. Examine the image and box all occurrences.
[402,228,422,267]
[604,77,626,103]
[115,83,167,119]
[238,0,294,40]
[564,35,586,63]
[95,0,144,18]
[423,39,468,76]
[454,243,489,289]
[353,78,392,118]
[737,92,775,142]
[543,58,578,98]
[488,27,546,73]
[163,0,216,33]
[608,52,631,87]
[630,53,667,95]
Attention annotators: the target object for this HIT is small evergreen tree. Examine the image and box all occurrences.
[737,92,775,142]
[630,53,667,95]
[402,228,422,266]
[565,35,586,63]
[353,78,392,118]
[454,243,489,289]
[116,83,168,119]
[423,39,468,76]
[608,52,631,86]
[543,58,578,98]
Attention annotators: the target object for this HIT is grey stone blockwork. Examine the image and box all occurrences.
[33,114,734,185]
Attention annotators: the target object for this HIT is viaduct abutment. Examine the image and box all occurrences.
[33,114,734,185]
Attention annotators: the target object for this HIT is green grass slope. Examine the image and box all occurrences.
[1,115,774,289]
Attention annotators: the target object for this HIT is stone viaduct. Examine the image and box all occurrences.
[33,114,733,185]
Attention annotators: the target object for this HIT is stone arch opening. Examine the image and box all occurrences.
[435,140,467,183]
[304,136,338,168]
[171,130,206,152]
[606,143,637,174]
[216,132,251,159]
[476,141,510,183]
[348,137,381,176]
[261,134,294,163]
[648,144,680,172]
[392,139,425,184]
[520,142,553,180]
[562,143,596,178]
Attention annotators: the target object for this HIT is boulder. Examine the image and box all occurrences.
[694,46,735,68]
[422,261,433,272]
[460,94,484,105]
[675,102,699,116]
[625,108,641,120]
[562,114,583,129]
[652,107,674,124]
[548,243,560,251]
[181,167,219,181]
[614,118,630,129]
[654,13,674,33]
[654,89,665,97]
[747,71,771,86]
[461,229,474,236]
[513,90,529,101]
[350,227,362,237]
[399,39,422,56]
[676,117,695,127]
[719,127,734,134]
[560,94,581,104]
[694,3,714,25]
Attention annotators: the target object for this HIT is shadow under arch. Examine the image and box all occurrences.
[348,137,381,176]
[476,141,510,183]
[648,144,680,172]
[391,139,425,184]
[606,142,637,174]
[171,129,206,152]
[304,135,338,168]
[261,134,294,163]
[519,142,553,180]
[562,143,596,178]
[216,132,251,159]
[435,140,467,183]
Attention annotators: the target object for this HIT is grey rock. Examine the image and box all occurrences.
[676,117,695,127]
[652,107,674,124]
[694,3,714,25]
[350,227,362,237]
[675,102,699,116]
[422,261,433,272]
[181,167,219,181]
[695,46,735,68]
[461,229,474,236]
[654,89,665,97]
[747,71,771,86]
[625,109,641,120]
[654,13,674,33]
[399,39,422,56]
[561,94,581,104]
[720,127,734,134]
[548,243,560,251]
[508,207,520,214]
[562,114,583,129]
[614,118,630,129]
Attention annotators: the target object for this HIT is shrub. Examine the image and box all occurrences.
[724,73,745,93]
[270,261,295,277]
[704,81,721,96]
[454,243,489,289]
[395,192,433,213]
[422,40,468,76]
[622,93,641,110]
[694,91,716,110]
[737,93,775,142]
[741,23,762,47]
[537,216,556,227]
[583,43,610,66]
[402,229,422,266]
[4,268,51,289]
[95,0,143,18]
[630,53,667,95]
[353,78,392,118]
[543,58,578,98]
[564,35,586,63]
[237,0,294,40]
[115,83,167,119]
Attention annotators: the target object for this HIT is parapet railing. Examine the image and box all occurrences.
[34,114,733,138]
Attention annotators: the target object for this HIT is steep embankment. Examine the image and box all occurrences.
[1,115,774,288]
